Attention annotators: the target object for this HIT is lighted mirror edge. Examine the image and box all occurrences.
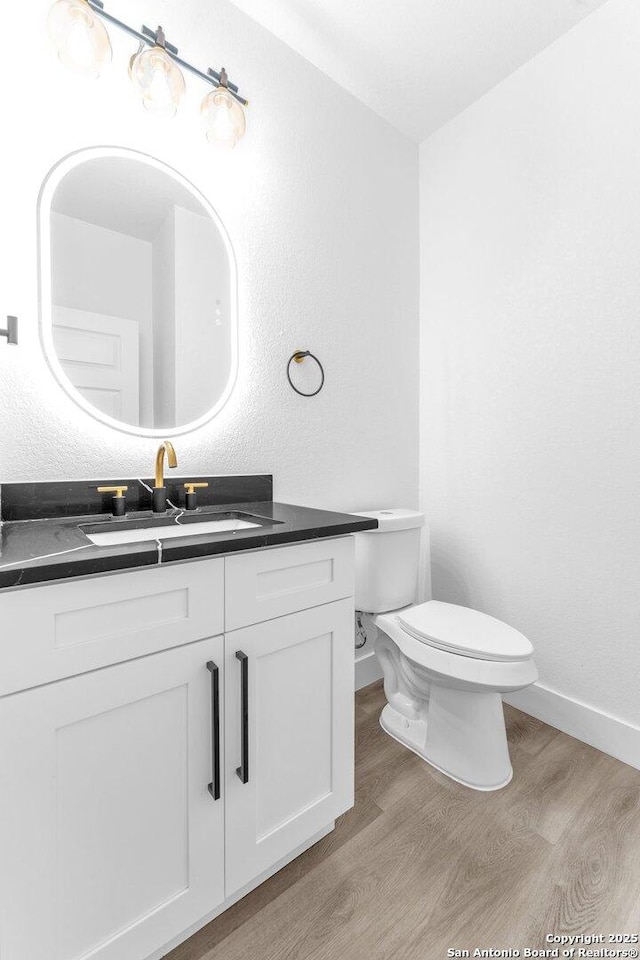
[38,145,239,438]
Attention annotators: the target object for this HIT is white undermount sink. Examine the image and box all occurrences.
[81,513,265,547]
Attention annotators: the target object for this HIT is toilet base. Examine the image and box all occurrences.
[379,690,513,792]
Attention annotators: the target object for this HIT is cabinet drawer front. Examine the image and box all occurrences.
[0,559,223,696]
[225,537,354,629]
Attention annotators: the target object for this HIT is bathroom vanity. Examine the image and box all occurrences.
[0,480,376,960]
[0,142,378,960]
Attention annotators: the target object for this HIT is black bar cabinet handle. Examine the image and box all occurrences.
[206,661,221,800]
[236,650,249,784]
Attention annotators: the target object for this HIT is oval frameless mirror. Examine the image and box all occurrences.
[39,147,237,436]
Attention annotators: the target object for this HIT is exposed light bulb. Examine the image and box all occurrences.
[47,0,112,78]
[201,85,246,149]
[129,43,186,118]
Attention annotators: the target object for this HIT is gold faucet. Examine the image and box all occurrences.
[155,440,177,489]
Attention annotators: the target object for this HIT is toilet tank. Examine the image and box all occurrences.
[352,509,425,613]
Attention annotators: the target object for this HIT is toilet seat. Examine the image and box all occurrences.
[374,611,537,693]
[397,601,533,662]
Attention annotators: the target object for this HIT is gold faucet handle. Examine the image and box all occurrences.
[184,482,209,495]
[97,486,128,498]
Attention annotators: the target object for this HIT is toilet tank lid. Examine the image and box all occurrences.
[352,509,424,532]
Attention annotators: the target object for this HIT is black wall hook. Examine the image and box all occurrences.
[287,350,325,397]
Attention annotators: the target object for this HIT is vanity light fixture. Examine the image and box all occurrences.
[201,68,247,149]
[46,0,248,146]
[47,0,112,77]
[128,27,186,119]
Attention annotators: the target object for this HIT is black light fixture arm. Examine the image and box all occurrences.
[85,0,248,105]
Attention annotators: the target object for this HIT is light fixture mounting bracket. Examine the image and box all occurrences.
[141,24,178,56]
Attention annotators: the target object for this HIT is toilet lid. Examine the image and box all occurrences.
[397,601,533,662]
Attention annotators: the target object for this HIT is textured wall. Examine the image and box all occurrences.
[0,0,418,514]
[420,0,640,724]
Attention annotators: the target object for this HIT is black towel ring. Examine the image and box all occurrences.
[286,350,325,397]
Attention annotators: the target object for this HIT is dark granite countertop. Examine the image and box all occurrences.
[0,501,378,590]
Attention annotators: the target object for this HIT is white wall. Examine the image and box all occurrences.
[0,0,418,514]
[420,0,640,735]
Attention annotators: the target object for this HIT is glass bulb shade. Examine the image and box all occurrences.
[201,87,246,149]
[129,45,186,118]
[128,43,144,82]
[47,0,112,78]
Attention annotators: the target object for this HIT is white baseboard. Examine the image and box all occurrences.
[355,649,383,690]
[505,682,640,772]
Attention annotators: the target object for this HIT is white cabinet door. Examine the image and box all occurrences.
[224,599,354,895]
[0,638,225,960]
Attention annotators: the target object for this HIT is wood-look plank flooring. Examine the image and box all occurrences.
[166,682,640,960]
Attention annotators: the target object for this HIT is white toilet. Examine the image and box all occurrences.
[353,509,538,791]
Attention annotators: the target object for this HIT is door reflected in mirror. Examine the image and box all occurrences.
[39,148,237,435]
